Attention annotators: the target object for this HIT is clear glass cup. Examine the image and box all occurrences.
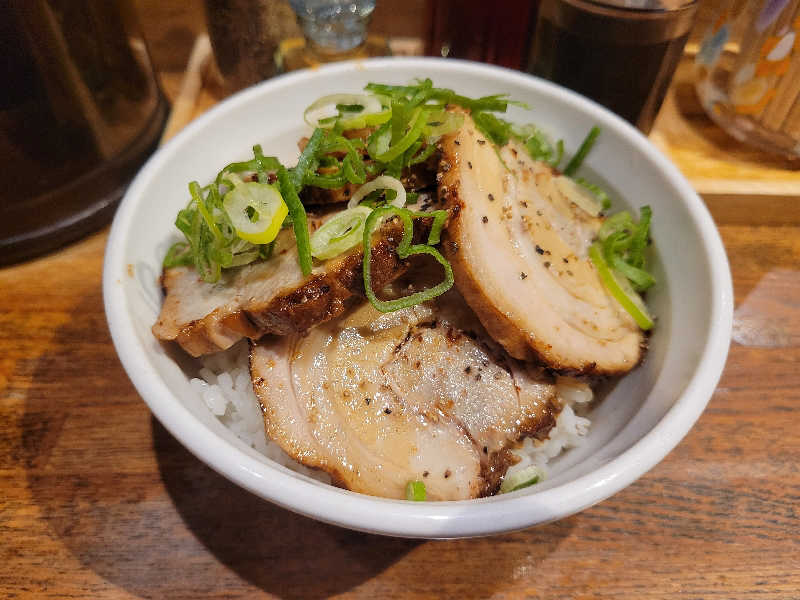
[695,0,800,158]
[279,0,389,71]
[527,0,697,133]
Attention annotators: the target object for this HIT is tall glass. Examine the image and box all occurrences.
[695,0,800,158]
[0,0,167,264]
[280,0,389,72]
[527,0,697,133]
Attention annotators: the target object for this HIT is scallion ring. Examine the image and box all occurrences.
[310,206,372,260]
[347,175,407,210]
[303,93,383,129]
[499,465,543,493]
[222,182,288,245]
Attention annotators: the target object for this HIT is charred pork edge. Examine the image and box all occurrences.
[156,215,437,357]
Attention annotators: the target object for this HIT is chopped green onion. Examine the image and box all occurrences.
[472,111,513,147]
[310,206,372,260]
[337,108,392,131]
[563,126,600,176]
[628,205,652,268]
[589,243,654,330]
[575,177,611,211]
[222,182,288,245]
[367,121,392,158]
[598,211,634,241]
[554,175,603,217]
[405,480,426,501]
[276,166,313,277]
[362,206,453,313]
[374,107,428,163]
[500,465,543,493]
[407,142,438,166]
[290,129,325,191]
[423,109,464,142]
[303,93,382,128]
[347,175,407,210]
[189,181,223,242]
[163,241,192,268]
[595,206,655,292]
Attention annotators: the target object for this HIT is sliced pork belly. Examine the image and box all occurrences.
[438,111,644,375]
[153,216,419,357]
[250,289,558,500]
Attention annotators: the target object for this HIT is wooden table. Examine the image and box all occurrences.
[2,65,800,599]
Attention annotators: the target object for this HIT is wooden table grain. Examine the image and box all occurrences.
[2,69,800,599]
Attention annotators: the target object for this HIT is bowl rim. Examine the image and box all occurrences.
[103,57,733,538]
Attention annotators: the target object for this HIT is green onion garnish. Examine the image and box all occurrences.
[589,243,654,330]
[362,206,453,313]
[222,181,288,245]
[499,465,543,493]
[405,480,426,501]
[276,166,313,277]
[563,126,600,176]
[309,206,372,260]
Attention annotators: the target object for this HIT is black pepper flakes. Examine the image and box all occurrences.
[444,469,452,479]
[488,193,495,202]
[454,139,461,145]
[520,272,527,279]
[365,397,371,405]
[482,215,488,224]
[464,365,472,374]
[384,407,392,415]
[544,261,551,268]
[535,245,545,255]
[423,471,429,477]
[563,257,569,263]
[483,446,488,454]
[468,161,473,169]
[477,139,486,145]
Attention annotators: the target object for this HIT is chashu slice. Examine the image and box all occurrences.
[438,110,645,376]
[250,288,558,500]
[153,214,426,357]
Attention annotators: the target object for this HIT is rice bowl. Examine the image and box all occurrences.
[103,57,733,537]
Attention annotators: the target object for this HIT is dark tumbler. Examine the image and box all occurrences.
[0,0,167,264]
[527,0,696,133]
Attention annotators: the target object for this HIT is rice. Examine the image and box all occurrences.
[190,343,592,492]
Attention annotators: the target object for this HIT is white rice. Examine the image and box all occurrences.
[190,342,592,491]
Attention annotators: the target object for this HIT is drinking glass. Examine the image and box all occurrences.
[527,0,697,133]
[280,0,389,71]
[695,0,800,158]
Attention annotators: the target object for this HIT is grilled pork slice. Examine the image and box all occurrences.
[438,111,644,375]
[153,215,420,357]
[250,289,558,500]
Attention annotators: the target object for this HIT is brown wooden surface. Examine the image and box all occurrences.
[3,37,800,600]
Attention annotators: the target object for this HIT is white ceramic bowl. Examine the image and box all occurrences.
[104,58,733,538]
